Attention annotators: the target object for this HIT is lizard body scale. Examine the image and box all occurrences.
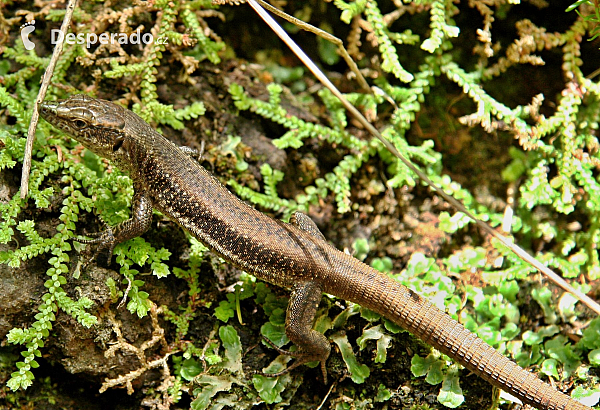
[39,94,591,410]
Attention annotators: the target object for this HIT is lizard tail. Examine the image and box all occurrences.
[331,262,590,410]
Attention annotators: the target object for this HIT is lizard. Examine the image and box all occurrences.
[39,94,592,410]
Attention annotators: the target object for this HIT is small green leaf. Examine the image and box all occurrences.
[260,322,288,347]
[253,355,292,404]
[180,358,203,381]
[359,308,381,322]
[541,358,560,379]
[437,368,464,408]
[214,300,234,323]
[523,325,559,345]
[579,317,600,350]
[375,383,392,402]
[352,238,370,261]
[190,375,233,410]
[588,349,600,366]
[411,354,444,385]
[219,325,243,375]
[371,257,393,273]
[330,332,370,384]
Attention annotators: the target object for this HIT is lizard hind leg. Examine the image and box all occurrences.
[290,211,327,241]
[263,280,331,383]
[260,335,327,382]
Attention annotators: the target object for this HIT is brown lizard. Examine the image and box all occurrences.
[39,94,592,410]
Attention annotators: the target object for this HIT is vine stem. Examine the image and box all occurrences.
[20,0,77,199]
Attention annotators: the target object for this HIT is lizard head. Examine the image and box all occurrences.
[40,94,132,162]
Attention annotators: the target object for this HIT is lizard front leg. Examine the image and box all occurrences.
[76,184,153,264]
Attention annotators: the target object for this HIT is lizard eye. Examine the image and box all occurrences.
[72,119,87,130]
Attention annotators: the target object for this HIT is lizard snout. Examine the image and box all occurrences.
[39,101,58,118]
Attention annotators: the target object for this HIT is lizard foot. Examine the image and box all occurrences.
[261,336,329,384]
[73,220,117,267]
